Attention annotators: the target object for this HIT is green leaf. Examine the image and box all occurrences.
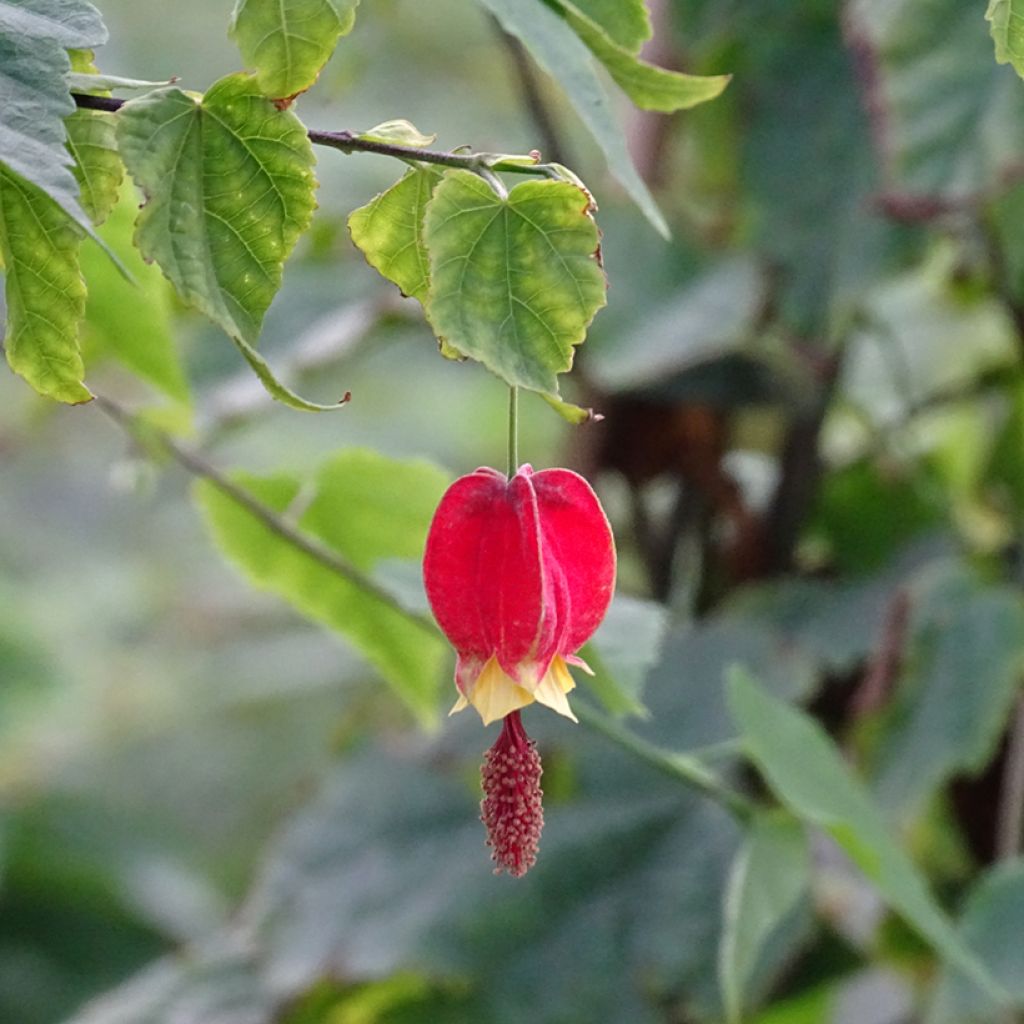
[229,0,359,98]
[581,594,667,717]
[740,0,909,335]
[569,0,650,52]
[719,813,810,1024]
[194,450,449,724]
[81,182,189,405]
[422,170,606,396]
[0,0,106,234]
[116,73,339,412]
[476,0,670,237]
[987,0,1024,79]
[348,166,442,304]
[727,667,1006,1005]
[552,0,730,113]
[871,568,1024,816]
[641,617,818,755]
[0,166,89,403]
[928,860,1024,1024]
[67,731,745,1023]
[64,50,123,226]
[589,256,764,392]
[356,119,436,147]
[847,0,1024,202]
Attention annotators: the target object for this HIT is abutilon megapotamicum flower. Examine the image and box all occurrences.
[423,464,616,876]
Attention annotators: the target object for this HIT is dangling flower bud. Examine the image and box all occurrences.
[423,464,616,725]
[424,463,615,875]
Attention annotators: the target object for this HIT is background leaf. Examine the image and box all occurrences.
[871,566,1024,817]
[69,713,747,1024]
[80,182,189,405]
[847,0,1024,202]
[0,166,89,403]
[194,449,449,724]
[423,169,606,396]
[580,593,667,717]
[229,0,360,99]
[927,860,1024,1024]
[719,813,810,1024]
[727,668,1005,1004]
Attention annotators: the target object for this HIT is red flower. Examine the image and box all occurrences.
[423,464,616,726]
[423,463,615,876]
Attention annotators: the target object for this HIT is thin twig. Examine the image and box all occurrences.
[996,692,1024,861]
[93,393,440,637]
[72,92,560,179]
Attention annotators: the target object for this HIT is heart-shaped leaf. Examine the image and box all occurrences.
[423,169,606,396]
[117,73,342,412]
[0,166,89,403]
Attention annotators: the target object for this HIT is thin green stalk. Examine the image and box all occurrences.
[573,700,756,821]
[507,386,519,477]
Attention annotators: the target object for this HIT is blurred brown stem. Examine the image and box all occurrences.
[996,693,1024,861]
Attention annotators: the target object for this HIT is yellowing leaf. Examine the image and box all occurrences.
[348,166,442,303]
[64,49,123,225]
[423,170,606,396]
[356,119,436,148]
[987,0,1024,78]
[0,165,89,404]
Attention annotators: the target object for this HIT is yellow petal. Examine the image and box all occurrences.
[533,657,578,722]
[448,693,469,716]
[467,656,534,726]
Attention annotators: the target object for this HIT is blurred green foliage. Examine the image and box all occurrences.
[6,0,1024,1022]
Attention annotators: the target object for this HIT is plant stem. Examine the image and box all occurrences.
[507,386,519,477]
[573,700,756,821]
[72,92,560,180]
[93,394,441,639]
